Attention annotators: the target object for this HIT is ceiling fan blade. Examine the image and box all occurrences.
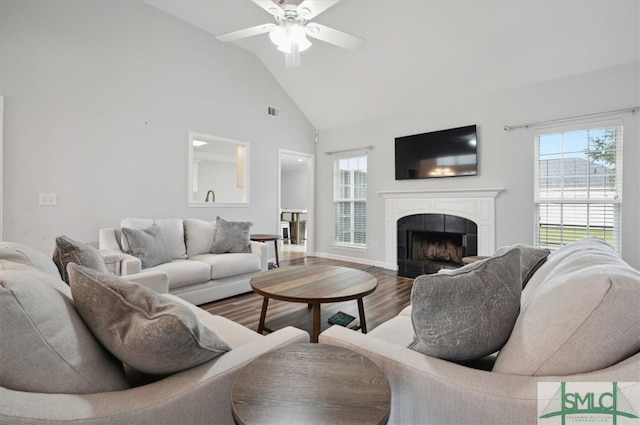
[252,0,284,17]
[305,23,365,50]
[216,23,276,42]
[297,0,340,20]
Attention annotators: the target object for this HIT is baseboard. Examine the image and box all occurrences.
[313,251,392,270]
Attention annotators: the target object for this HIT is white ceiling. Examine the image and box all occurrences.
[144,0,640,130]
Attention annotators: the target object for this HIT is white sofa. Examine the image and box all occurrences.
[319,238,640,425]
[0,241,309,425]
[99,218,267,305]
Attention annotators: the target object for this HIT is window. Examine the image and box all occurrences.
[534,120,622,252]
[333,155,367,246]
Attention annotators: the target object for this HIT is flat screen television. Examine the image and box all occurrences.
[395,125,478,180]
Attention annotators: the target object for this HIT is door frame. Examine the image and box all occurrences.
[277,148,314,255]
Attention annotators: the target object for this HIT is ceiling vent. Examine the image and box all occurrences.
[267,106,280,117]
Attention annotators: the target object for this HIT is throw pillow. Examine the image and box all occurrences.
[68,263,231,375]
[210,216,253,254]
[52,235,110,283]
[494,243,550,288]
[184,218,217,257]
[0,260,129,393]
[121,224,172,268]
[409,247,522,362]
[120,218,188,260]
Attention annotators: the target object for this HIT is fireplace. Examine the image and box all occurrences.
[397,214,477,278]
[379,188,503,272]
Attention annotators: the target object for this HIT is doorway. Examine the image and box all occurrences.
[278,149,314,260]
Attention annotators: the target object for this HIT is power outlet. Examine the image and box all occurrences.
[39,194,57,206]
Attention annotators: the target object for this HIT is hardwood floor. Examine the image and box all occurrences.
[199,256,414,337]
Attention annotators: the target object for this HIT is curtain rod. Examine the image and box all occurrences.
[324,145,374,156]
[503,106,639,131]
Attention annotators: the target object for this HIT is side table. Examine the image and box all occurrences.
[249,234,281,267]
[231,343,391,424]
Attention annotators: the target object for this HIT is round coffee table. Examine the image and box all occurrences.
[250,265,377,343]
[231,343,391,425]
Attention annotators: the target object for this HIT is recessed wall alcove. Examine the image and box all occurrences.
[378,188,504,272]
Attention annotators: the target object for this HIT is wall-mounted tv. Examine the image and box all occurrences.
[395,125,478,180]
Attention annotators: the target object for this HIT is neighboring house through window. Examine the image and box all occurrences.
[333,155,367,247]
[534,120,622,252]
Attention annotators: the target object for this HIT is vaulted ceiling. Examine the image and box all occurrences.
[144,0,639,130]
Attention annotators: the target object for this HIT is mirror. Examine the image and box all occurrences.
[188,131,249,206]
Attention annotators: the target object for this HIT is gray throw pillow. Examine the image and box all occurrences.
[494,243,550,288]
[52,235,110,283]
[68,263,231,375]
[210,216,253,254]
[0,260,129,393]
[121,224,172,268]
[409,247,522,362]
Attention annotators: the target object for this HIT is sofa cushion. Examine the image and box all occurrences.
[122,224,173,268]
[494,243,550,288]
[409,247,522,362]
[0,241,62,278]
[121,218,188,260]
[52,235,111,283]
[68,264,231,375]
[184,218,217,257]
[192,252,261,280]
[493,239,640,376]
[0,260,129,393]
[210,216,252,254]
[147,259,212,290]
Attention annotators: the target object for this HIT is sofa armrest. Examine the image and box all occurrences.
[98,228,122,251]
[126,270,169,294]
[0,326,309,425]
[250,241,268,271]
[319,326,640,425]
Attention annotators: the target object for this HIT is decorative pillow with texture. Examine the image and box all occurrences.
[68,263,231,375]
[120,218,187,260]
[493,243,550,288]
[493,239,640,376]
[409,247,522,362]
[184,218,217,257]
[210,216,253,254]
[52,235,110,283]
[122,224,173,268]
[0,260,129,393]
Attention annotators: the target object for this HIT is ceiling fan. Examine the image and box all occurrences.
[216,0,365,67]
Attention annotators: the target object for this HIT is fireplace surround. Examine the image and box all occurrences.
[379,188,503,272]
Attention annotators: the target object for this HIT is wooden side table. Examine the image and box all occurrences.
[231,343,391,425]
[250,234,281,267]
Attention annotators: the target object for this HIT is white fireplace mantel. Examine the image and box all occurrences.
[378,188,504,270]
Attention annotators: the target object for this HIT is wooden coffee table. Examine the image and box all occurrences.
[250,265,377,342]
[231,343,391,425]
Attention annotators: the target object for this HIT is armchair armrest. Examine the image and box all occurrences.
[0,326,309,425]
[319,326,640,425]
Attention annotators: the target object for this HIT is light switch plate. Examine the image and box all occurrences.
[39,194,57,206]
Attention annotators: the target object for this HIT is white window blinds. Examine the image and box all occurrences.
[534,120,623,252]
[333,155,367,246]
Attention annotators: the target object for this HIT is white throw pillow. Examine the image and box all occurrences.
[183,218,217,257]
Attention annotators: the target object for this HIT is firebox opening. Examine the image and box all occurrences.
[409,231,463,265]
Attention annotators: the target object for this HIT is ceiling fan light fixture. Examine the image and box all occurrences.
[269,24,311,54]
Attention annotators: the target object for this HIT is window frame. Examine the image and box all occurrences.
[533,119,623,253]
[332,154,367,250]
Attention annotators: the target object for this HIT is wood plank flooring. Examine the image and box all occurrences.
[199,256,414,337]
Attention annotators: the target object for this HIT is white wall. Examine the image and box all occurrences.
[0,1,316,253]
[316,62,640,269]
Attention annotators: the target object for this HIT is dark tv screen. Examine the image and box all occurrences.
[395,125,478,180]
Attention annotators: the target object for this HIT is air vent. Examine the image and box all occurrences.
[267,106,280,117]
